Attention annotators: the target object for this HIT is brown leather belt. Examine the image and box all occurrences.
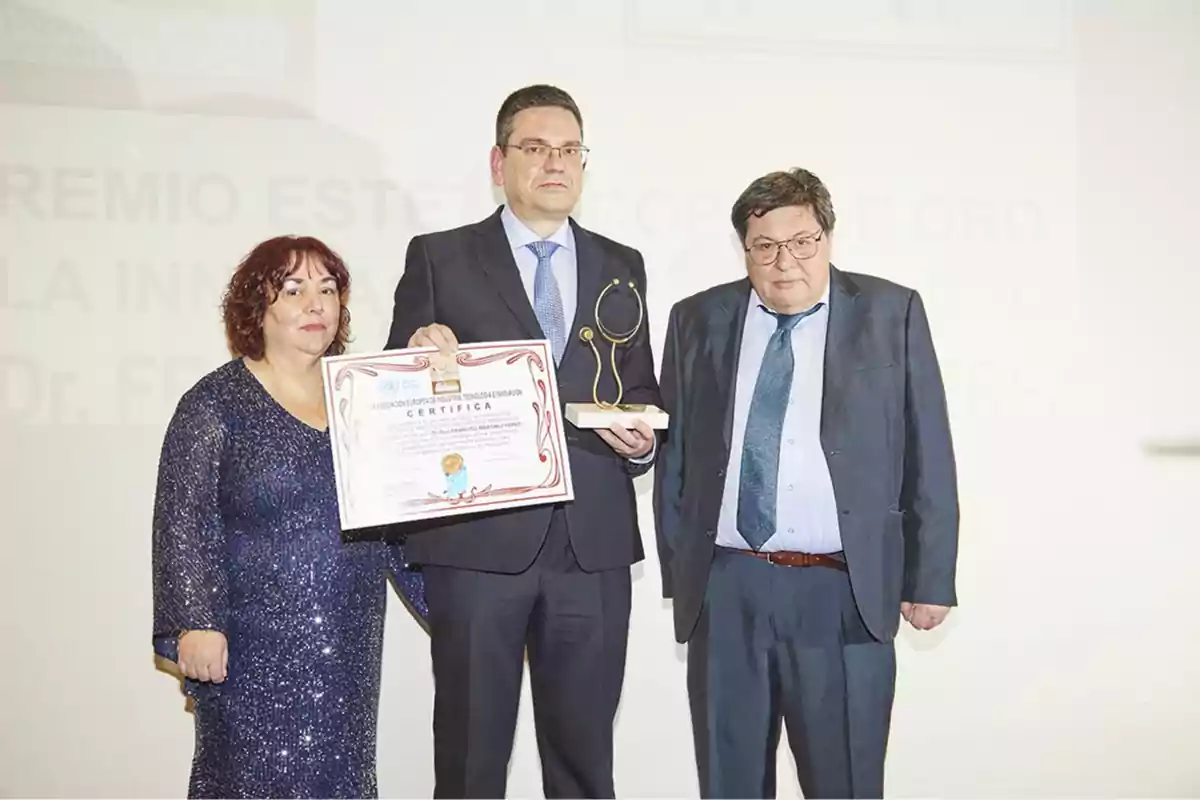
[725,548,848,571]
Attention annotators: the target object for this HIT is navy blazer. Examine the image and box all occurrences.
[386,207,662,574]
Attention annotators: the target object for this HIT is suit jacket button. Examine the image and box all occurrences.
[840,509,850,515]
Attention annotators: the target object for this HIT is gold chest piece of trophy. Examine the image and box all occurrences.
[565,278,670,430]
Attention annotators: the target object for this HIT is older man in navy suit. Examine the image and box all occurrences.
[654,168,959,798]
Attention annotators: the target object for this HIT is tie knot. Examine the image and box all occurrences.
[526,240,561,262]
[761,301,824,333]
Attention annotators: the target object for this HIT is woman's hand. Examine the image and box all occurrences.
[177,630,228,683]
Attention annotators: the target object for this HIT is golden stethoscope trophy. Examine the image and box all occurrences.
[564,278,670,430]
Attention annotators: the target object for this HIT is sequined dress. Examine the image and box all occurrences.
[152,359,427,799]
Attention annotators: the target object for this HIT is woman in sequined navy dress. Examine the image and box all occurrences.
[151,236,427,799]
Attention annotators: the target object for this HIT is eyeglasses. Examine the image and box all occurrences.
[501,141,589,166]
[745,231,825,265]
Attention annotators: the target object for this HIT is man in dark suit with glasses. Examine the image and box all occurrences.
[654,167,959,798]
[386,84,660,799]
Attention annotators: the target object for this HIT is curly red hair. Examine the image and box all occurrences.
[221,235,352,360]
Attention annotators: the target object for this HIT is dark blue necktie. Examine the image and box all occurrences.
[736,302,824,550]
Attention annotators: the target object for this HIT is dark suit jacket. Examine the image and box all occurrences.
[653,266,958,644]
[385,207,662,574]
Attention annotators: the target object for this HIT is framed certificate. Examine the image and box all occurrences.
[321,340,574,530]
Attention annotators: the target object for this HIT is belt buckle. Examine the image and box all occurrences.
[765,551,789,566]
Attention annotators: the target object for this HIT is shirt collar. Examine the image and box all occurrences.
[500,205,574,253]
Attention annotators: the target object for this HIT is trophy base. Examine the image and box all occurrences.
[565,402,670,430]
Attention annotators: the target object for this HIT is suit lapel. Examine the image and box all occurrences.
[819,266,863,452]
[473,208,543,340]
[564,221,604,365]
[710,279,752,453]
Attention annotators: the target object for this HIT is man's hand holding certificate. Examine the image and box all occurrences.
[321,331,574,530]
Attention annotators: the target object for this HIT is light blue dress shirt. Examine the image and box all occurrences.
[715,283,843,554]
[500,205,577,327]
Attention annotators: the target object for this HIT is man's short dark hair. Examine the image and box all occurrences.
[731,168,836,242]
[495,84,584,146]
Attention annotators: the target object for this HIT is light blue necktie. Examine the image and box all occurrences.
[526,240,565,363]
[736,302,825,550]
